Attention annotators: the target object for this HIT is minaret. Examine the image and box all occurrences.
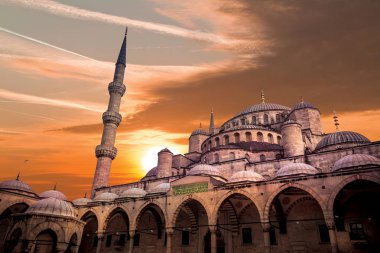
[261,88,265,103]
[209,108,215,134]
[91,28,128,197]
[333,110,340,131]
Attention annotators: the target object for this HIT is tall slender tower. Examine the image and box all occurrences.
[209,108,215,134]
[91,28,128,197]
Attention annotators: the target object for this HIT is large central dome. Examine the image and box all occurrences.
[236,103,291,117]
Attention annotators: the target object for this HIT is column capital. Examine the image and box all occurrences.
[166,228,174,235]
[209,225,218,233]
[261,222,271,232]
[129,230,136,237]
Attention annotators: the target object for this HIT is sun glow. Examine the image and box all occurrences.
[141,146,180,172]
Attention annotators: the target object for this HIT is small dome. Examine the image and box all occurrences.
[93,192,118,202]
[149,183,170,193]
[72,197,92,206]
[316,131,370,151]
[291,101,318,111]
[40,190,67,201]
[236,103,291,117]
[26,197,75,217]
[189,164,222,177]
[276,163,319,178]
[141,167,157,181]
[0,178,32,192]
[190,128,209,136]
[230,170,265,183]
[332,154,380,172]
[120,188,147,198]
[159,148,172,154]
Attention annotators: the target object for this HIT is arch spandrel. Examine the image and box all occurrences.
[78,208,102,232]
[210,189,264,225]
[0,198,35,216]
[326,174,380,219]
[263,182,327,222]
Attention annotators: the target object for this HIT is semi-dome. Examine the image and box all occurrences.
[276,163,319,178]
[149,183,170,193]
[26,197,75,217]
[190,128,209,136]
[120,187,147,198]
[189,164,222,177]
[315,131,370,151]
[291,101,317,111]
[236,103,291,117]
[0,178,32,192]
[72,197,92,206]
[229,170,265,183]
[40,190,67,201]
[332,154,380,172]
[93,192,118,202]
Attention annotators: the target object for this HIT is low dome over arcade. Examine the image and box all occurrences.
[229,170,265,183]
[276,163,319,178]
[73,197,92,206]
[120,187,147,198]
[93,192,118,202]
[188,164,222,177]
[26,197,75,217]
[149,182,170,193]
[0,177,32,192]
[191,128,209,136]
[332,154,380,172]
[40,189,67,201]
[315,131,370,151]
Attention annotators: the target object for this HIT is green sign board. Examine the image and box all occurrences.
[172,182,208,196]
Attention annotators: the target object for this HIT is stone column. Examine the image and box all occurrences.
[262,222,271,253]
[96,233,104,253]
[210,225,217,253]
[166,228,174,253]
[326,221,339,253]
[128,230,135,253]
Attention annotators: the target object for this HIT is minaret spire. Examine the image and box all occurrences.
[333,110,340,132]
[91,28,128,197]
[209,108,215,134]
[261,88,265,104]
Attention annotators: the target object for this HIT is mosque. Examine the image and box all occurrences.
[1,29,380,253]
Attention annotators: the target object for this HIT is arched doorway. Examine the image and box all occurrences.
[103,208,129,252]
[78,211,98,253]
[172,199,209,252]
[4,228,22,253]
[33,229,57,253]
[268,187,330,253]
[333,180,380,253]
[216,193,262,253]
[134,204,165,253]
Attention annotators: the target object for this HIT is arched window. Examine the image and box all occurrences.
[229,152,235,160]
[214,153,219,163]
[271,118,275,124]
[241,118,246,125]
[252,116,257,125]
[245,132,252,142]
[208,140,212,151]
[263,114,269,125]
[234,133,240,143]
[224,135,230,145]
[276,114,281,122]
[268,133,274,144]
[215,137,220,147]
[260,154,266,162]
[277,136,282,145]
[257,132,264,142]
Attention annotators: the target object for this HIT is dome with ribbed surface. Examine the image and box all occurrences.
[276,163,319,178]
[149,183,170,193]
[189,164,222,177]
[26,197,75,217]
[40,190,67,201]
[236,103,291,116]
[230,170,265,183]
[0,179,32,192]
[190,128,209,136]
[291,102,317,111]
[121,188,147,198]
[93,192,118,202]
[73,197,92,206]
[332,154,380,172]
[316,131,370,151]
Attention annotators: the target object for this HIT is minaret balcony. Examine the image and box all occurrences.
[95,145,118,160]
[108,82,126,96]
[102,111,122,126]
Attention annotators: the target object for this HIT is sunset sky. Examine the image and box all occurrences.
[1,0,380,199]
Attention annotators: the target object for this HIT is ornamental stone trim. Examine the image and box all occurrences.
[102,111,122,126]
[108,82,126,96]
[95,145,117,159]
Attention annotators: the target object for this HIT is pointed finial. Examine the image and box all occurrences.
[200,122,202,129]
[84,192,87,198]
[333,111,340,131]
[125,26,128,36]
[300,96,304,103]
[116,28,127,66]
[261,88,265,104]
[53,183,57,191]
[16,172,20,181]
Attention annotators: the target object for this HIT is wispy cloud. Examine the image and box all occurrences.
[3,0,239,46]
[0,88,104,112]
